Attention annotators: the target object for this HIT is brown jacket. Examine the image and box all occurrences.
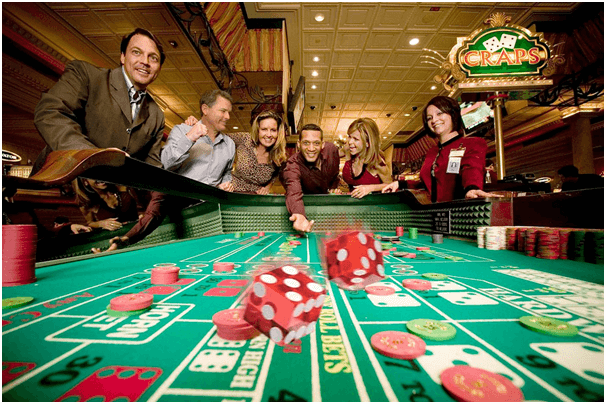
[32,60,164,173]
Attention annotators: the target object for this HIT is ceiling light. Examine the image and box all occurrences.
[311,71,319,77]
[313,56,320,62]
[404,113,410,117]
[233,126,238,129]
[311,85,317,90]
[431,85,437,90]
[388,132,392,135]
[315,13,325,22]
[409,38,420,46]
[383,136,387,139]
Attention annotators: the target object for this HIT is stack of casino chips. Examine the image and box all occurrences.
[524,228,541,257]
[108,293,153,317]
[475,225,604,265]
[536,229,560,260]
[505,227,518,251]
[516,227,529,253]
[476,226,487,248]
[485,226,506,250]
[2,225,38,287]
[558,229,572,259]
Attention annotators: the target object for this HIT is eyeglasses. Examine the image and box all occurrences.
[301,141,322,147]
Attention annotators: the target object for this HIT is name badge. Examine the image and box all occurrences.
[449,149,465,158]
[446,157,461,174]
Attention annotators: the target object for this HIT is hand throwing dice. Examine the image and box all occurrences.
[324,231,385,290]
[244,265,326,346]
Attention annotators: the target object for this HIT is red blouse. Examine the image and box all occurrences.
[342,160,382,191]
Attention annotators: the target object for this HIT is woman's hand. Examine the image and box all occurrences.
[328,188,343,195]
[96,218,123,231]
[351,184,373,199]
[465,189,501,199]
[219,182,234,192]
[256,185,271,195]
[381,181,400,193]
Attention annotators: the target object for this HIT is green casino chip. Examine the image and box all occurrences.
[519,316,578,337]
[406,319,456,341]
[106,304,152,318]
[2,297,34,310]
[422,273,449,280]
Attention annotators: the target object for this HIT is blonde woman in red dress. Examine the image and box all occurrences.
[342,118,392,198]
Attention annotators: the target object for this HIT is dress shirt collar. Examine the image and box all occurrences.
[122,66,146,102]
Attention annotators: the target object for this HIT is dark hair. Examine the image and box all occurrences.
[558,165,579,178]
[120,28,166,65]
[485,158,494,167]
[199,89,233,114]
[422,96,465,138]
[299,123,323,141]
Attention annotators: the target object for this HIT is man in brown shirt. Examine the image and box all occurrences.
[280,124,341,232]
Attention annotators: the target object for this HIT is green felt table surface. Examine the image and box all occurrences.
[2,232,604,402]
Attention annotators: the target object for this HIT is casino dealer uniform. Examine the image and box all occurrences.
[398,134,487,203]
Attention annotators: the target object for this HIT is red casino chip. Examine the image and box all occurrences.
[440,365,524,402]
[402,279,431,291]
[151,266,180,285]
[365,285,396,295]
[416,247,430,251]
[213,308,259,341]
[371,331,426,360]
[110,293,153,312]
[213,262,235,272]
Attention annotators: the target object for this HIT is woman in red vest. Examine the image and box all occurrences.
[383,96,498,202]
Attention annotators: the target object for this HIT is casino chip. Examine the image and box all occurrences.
[213,308,260,341]
[365,285,395,295]
[214,262,235,272]
[519,316,578,337]
[440,366,524,402]
[406,319,456,341]
[110,294,153,312]
[151,266,180,284]
[392,251,408,257]
[402,279,431,291]
[106,304,151,318]
[371,331,426,360]
[416,247,430,251]
[422,273,448,280]
[2,297,34,310]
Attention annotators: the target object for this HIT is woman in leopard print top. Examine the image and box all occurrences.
[185,110,287,194]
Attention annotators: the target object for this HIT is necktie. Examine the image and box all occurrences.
[130,88,144,120]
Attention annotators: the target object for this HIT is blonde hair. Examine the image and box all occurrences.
[251,110,287,167]
[347,118,390,176]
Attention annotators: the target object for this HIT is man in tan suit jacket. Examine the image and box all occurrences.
[33,28,167,249]
[32,28,165,173]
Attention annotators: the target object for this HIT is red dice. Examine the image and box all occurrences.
[324,231,385,290]
[244,265,326,346]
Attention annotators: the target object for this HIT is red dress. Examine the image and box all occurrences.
[342,160,382,191]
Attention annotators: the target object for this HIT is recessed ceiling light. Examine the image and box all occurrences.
[311,71,319,77]
[315,13,325,22]
[404,113,410,117]
[311,85,317,90]
[388,132,392,135]
[431,85,437,90]
[313,56,320,62]
[383,136,387,139]
[409,38,420,46]
[233,126,239,129]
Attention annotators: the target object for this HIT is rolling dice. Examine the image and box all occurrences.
[324,231,385,290]
[244,265,326,346]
